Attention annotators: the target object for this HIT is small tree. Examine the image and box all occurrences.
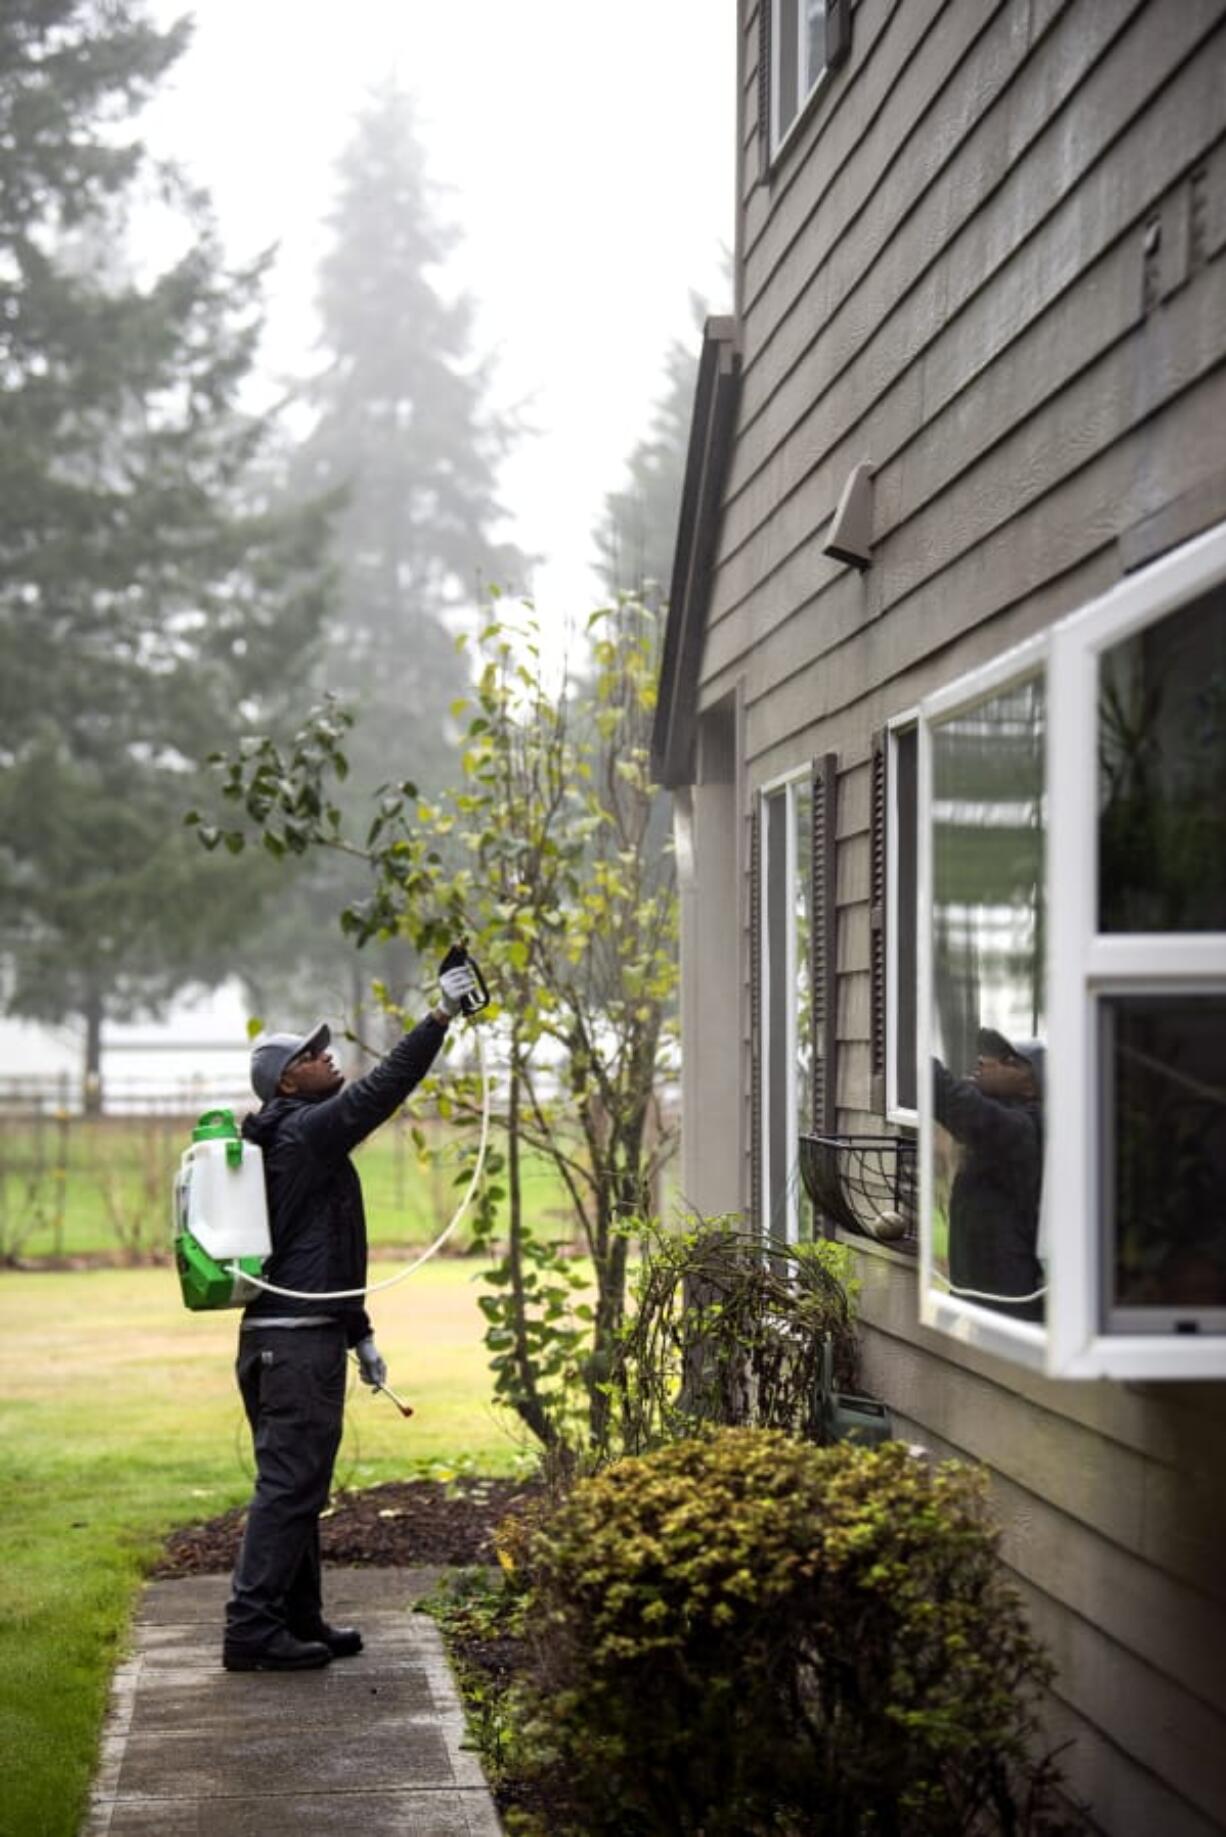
[192,596,679,1455]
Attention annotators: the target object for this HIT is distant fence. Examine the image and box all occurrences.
[0,1073,253,1119]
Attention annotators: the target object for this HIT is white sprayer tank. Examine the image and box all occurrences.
[174,1110,271,1263]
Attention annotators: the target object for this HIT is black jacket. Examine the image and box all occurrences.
[240,1016,449,1344]
[933,1059,1043,1323]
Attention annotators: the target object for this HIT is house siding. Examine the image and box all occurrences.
[692,2,1226,1828]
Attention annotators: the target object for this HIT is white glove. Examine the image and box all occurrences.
[439,962,478,1017]
[355,1335,387,1389]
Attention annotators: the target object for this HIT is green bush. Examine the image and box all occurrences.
[507,1429,1084,1836]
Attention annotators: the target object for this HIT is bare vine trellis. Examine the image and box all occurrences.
[600,1219,861,1460]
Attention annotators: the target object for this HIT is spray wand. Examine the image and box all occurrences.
[353,1359,415,1418]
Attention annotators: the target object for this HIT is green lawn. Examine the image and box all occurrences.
[0,1258,526,1837]
[0,1113,572,1261]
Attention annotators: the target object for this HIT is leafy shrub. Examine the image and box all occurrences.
[507,1429,1084,1836]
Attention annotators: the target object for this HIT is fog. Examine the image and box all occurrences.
[0,2,734,1091]
[141,0,736,627]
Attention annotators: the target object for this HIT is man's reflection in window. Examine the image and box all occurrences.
[933,1027,1045,1323]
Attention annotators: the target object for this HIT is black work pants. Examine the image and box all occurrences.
[224,1325,347,1649]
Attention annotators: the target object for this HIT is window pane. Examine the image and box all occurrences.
[766,790,790,1235]
[894,727,918,1111]
[805,0,826,90]
[795,781,814,1236]
[1099,583,1226,931]
[930,677,1046,1323]
[775,0,799,142]
[1104,994,1226,1327]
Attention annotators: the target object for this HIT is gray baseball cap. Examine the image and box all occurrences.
[977,1027,1045,1096]
[250,1022,331,1102]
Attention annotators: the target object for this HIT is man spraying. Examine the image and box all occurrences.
[222,951,480,1673]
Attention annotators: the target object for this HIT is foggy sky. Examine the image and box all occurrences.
[141,0,736,634]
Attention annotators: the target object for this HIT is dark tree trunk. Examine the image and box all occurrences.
[83,987,104,1115]
[507,1027,556,1449]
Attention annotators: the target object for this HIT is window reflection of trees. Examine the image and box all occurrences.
[1108,996,1226,1318]
[1099,587,1226,932]
[932,679,1046,1074]
[795,787,813,1126]
[763,779,816,1242]
[930,679,1046,1302]
[795,782,813,1236]
[1096,589,1226,1325]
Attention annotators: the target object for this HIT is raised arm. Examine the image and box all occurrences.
[297,1014,450,1162]
[932,1058,1037,1156]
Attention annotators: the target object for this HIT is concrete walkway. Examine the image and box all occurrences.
[83,1567,502,1836]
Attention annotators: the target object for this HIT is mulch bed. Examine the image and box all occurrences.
[152,1476,543,1576]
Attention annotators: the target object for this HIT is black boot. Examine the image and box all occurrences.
[291,1620,363,1658]
[222,1628,332,1672]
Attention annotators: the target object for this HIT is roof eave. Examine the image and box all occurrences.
[652,315,741,789]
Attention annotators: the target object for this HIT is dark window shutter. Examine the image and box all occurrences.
[869,730,887,1114]
[826,0,852,71]
[757,0,773,180]
[749,798,763,1232]
[811,753,838,1137]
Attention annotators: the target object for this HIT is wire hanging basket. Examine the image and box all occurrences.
[798,1133,917,1248]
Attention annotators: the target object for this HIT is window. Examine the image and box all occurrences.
[759,0,851,174]
[772,0,826,152]
[885,720,919,1122]
[1101,993,1226,1334]
[1047,523,1226,1376]
[761,772,815,1242]
[917,519,1226,1378]
[919,646,1049,1369]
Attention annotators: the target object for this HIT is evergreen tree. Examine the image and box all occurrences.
[298,80,523,797]
[0,1,333,1105]
[233,82,525,1031]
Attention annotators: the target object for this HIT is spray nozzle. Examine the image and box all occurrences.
[439,940,491,1016]
[349,1354,415,1417]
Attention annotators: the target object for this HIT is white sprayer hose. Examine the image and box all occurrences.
[226,1028,492,1302]
[931,1271,1047,1306]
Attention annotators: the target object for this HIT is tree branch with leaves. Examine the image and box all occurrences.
[190,594,679,1457]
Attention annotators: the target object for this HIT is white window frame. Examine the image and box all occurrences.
[770,0,828,160]
[918,520,1226,1380]
[886,711,920,1127]
[759,768,812,1245]
[1046,519,1226,1379]
[917,632,1050,1373]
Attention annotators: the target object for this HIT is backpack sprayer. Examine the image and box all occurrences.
[172,944,493,1335]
